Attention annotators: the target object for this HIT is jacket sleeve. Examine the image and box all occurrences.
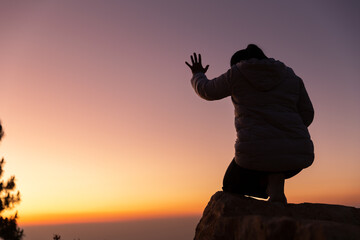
[297,78,314,127]
[191,68,233,101]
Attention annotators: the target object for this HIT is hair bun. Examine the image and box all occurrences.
[246,44,258,50]
[230,44,268,66]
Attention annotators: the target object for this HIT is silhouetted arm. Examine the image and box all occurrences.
[297,79,314,127]
[191,69,232,101]
[186,52,232,100]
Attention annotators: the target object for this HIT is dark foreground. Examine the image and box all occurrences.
[195,191,360,240]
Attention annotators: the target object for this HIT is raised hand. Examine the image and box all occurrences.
[185,53,209,74]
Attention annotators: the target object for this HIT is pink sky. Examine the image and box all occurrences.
[0,0,359,226]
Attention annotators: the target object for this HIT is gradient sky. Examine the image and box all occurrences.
[0,0,359,226]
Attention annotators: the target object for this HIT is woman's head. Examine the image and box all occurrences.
[230,44,268,66]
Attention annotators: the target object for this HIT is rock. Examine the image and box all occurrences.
[194,191,360,240]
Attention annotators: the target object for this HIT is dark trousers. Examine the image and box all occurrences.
[222,159,301,199]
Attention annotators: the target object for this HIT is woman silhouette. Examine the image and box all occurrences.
[186,44,314,203]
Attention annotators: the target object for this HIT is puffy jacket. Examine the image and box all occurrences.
[191,58,314,172]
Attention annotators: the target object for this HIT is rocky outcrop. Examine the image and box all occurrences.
[194,191,360,240]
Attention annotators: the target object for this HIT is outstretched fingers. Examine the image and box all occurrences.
[186,52,209,74]
[193,53,198,63]
[204,64,209,72]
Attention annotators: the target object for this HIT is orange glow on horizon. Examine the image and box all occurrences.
[18,206,203,226]
[16,188,360,226]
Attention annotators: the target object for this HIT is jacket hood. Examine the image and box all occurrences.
[236,58,289,91]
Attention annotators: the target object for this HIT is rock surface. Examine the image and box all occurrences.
[194,191,360,240]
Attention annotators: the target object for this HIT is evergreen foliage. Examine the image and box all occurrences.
[0,123,23,240]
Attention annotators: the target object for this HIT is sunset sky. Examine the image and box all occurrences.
[0,1,359,226]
